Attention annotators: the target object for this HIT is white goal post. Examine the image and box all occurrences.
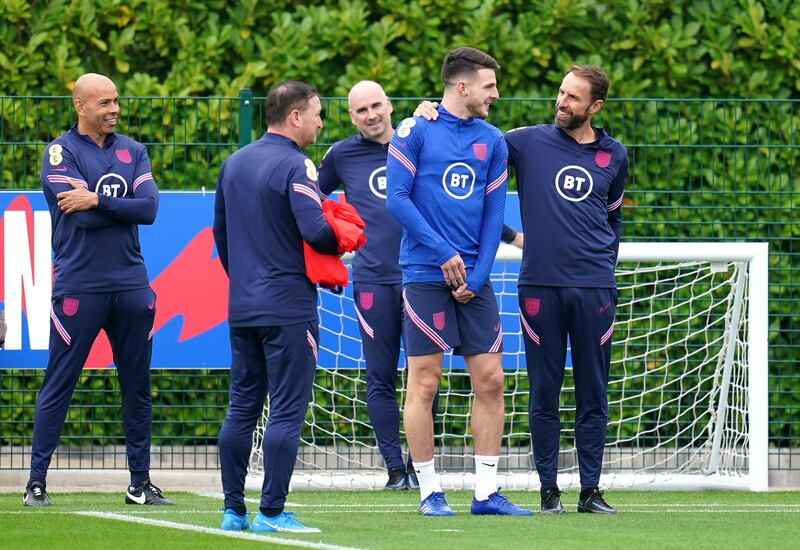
[248,242,769,491]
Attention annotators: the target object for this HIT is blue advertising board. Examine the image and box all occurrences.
[0,191,564,370]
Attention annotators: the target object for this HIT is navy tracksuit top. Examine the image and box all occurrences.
[213,132,338,327]
[506,125,628,288]
[385,105,508,293]
[40,126,158,295]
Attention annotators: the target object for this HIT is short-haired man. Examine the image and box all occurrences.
[386,47,531,516]
[508,65,627,514]
[213,80,338,533]
[28,73,169,507]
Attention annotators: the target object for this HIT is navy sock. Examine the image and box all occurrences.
[261,506,283,517]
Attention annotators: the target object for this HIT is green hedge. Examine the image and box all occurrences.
[2,0,800,99]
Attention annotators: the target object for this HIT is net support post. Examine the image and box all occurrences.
[747,242,769,491]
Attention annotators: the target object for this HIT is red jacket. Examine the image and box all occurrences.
[304,199,366,293]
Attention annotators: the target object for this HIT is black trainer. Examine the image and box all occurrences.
[540,487,565,514]
[125,479,174,505]
[406,460,419,490]
[23,480,51,507]
[577,488,616,514]
[384,467,407,490]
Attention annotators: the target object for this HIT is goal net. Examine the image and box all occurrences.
[248,242,768,491]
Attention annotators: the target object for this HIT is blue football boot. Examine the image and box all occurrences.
[251,511,321,533]
[471,489,533,516]
[419,491,454,516]
[221,509,249,531]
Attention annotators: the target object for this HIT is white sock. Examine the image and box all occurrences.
[474,455,499,501]
[413,458,441,501]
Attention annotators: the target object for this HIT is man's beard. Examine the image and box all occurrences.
[555,107,589,130]
[466,97,489,119]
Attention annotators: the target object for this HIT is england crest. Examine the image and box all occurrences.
[525,298,540,317]
[62,298,79,317]
[433,311,446,330]
[595,150,611,168]
[359,291,374,311]
[472,143,487,161]
[115,149,132,164]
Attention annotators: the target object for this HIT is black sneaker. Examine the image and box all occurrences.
[23,480,51,507]
[406,460,420,490]
[125,479,174,505]
[577,488,616,514]
[384,467,407,490]
[540,487,564,514]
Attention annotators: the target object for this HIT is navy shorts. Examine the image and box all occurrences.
[402,282,502,357]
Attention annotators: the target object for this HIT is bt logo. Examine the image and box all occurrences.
[442,162,476,200]
[555,165,593,202]
[368,166,387,199]
[95,173,128,197]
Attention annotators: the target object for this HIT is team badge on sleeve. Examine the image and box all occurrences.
[396,118,416,138]
[304,158,318,181]
[49,144,63,166]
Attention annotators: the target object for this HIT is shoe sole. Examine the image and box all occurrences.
[577,506,617,514]
[23,500,50,507]
[126,498,175,505]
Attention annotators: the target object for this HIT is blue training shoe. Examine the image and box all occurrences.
[251,511,321,533]
[419,491,454,516]
[221,509,249,531]
[471,489,534,516]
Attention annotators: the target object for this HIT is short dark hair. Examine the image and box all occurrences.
[265,80,318,126]
[441,47,500,87]
[568,65,609,102]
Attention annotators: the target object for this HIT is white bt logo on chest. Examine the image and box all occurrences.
[554,165,593,202]
[95,173,129,197]
[442,162,476,200]
[368,165,387,199]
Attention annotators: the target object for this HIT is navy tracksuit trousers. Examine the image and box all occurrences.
[519,285,616,490]
[218,321,317,513]
[29,288,156,486]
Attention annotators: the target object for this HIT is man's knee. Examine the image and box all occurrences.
[474,367,504,398]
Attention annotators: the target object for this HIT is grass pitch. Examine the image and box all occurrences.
[1,489,798,549]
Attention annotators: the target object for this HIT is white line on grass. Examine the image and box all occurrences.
[73,511,367,550]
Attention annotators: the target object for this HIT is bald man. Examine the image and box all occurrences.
[26,73,171,507]
[318,81,422,490]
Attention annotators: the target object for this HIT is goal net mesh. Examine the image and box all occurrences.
[249,247,750,489]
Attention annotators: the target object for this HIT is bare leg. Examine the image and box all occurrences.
[404,353,443,462]
[465,352,504,456]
